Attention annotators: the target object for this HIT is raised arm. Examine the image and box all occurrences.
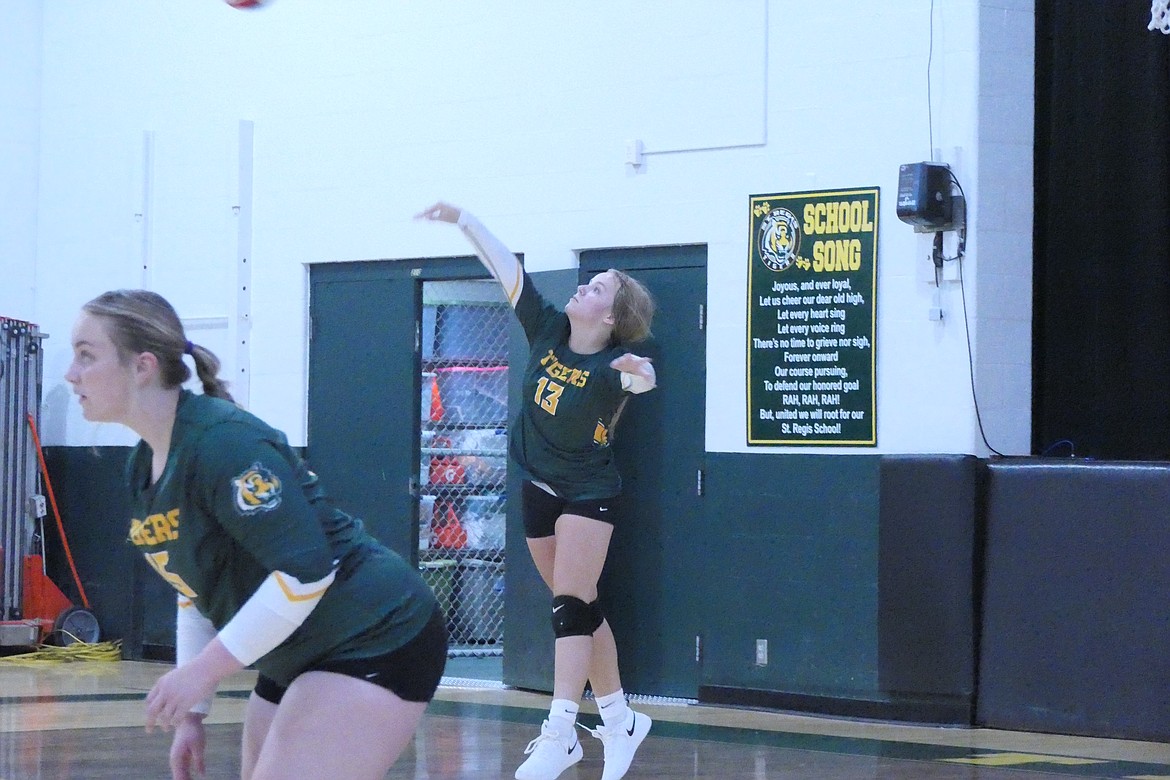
[415,202,524,307]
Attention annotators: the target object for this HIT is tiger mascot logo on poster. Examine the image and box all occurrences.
[757,207,802,272]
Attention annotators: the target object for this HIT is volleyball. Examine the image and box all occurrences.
[224,0,270,9]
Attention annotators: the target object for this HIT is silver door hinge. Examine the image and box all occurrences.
[698,303,705,331]
[695,634,702,663]
[696,468,704,496]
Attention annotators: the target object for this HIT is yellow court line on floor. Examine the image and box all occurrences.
[944,752,1107,766]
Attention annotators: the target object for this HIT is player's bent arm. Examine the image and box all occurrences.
[176,597,218,715]
[457,210,525,307]
[621,367,656,394]
[216,567,337,666]
[613,355,657,394]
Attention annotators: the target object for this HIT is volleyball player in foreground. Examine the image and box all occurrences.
[66,289,447,780]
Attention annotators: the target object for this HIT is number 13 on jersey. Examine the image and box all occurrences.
[534,377,563,414]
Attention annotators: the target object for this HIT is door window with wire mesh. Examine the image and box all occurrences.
[419,280,510,656]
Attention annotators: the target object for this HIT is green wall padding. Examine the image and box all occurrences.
[701,454,881,696]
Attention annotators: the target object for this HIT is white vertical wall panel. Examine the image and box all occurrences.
[0,2,43,322]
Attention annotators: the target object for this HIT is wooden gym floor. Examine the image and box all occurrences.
[1,661,1168,779]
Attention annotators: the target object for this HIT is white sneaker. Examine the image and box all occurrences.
[588,709,652,780]
[515,719,583,780]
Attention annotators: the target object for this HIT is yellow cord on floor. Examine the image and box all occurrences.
[0,638,122,664]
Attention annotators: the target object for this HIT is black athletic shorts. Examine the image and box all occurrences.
[521,480,618,539]
[254,605,448,705]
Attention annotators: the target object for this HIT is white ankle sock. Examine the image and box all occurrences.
[596,689,630,728]
[548,699,579,738]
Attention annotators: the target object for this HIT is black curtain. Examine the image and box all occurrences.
[1034,0,1170,459]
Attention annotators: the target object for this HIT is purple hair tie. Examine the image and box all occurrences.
[184,340,195,356]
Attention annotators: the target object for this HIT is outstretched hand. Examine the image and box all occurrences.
[610,353,654,380]
[414,202,461,224]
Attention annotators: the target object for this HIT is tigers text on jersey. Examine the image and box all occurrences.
[127,390,437,686]
[511,271,631,501]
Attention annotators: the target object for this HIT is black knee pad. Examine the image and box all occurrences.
[552,595,603,638]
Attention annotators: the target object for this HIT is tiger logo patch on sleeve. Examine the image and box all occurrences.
[233,462,282,515]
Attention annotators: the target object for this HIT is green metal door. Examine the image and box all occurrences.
[582,247,707,699]
[307,263,421,557]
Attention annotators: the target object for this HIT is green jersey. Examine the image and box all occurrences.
[510,272,630,501]
[127,390,436,686]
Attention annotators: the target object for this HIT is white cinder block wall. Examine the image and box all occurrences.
[4,0,1033,456]
[975,0,1034,454]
